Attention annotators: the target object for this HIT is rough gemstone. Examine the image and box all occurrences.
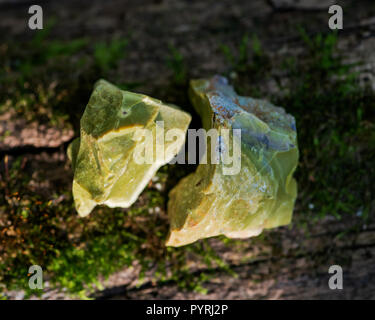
[68,79,191,217]
[166,76,298,246]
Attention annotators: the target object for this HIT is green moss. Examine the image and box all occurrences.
[220,33,271,96]
[166,44,187,85]
[0,155,233,298]
[94,38,128,73]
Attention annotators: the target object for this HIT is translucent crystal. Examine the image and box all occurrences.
[68,79,191,217]
[166,76,298,246]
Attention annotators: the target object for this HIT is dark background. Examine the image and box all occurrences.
[0,0,374,299]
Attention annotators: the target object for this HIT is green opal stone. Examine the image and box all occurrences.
[68,79,191,217]
[166,76,298,246]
